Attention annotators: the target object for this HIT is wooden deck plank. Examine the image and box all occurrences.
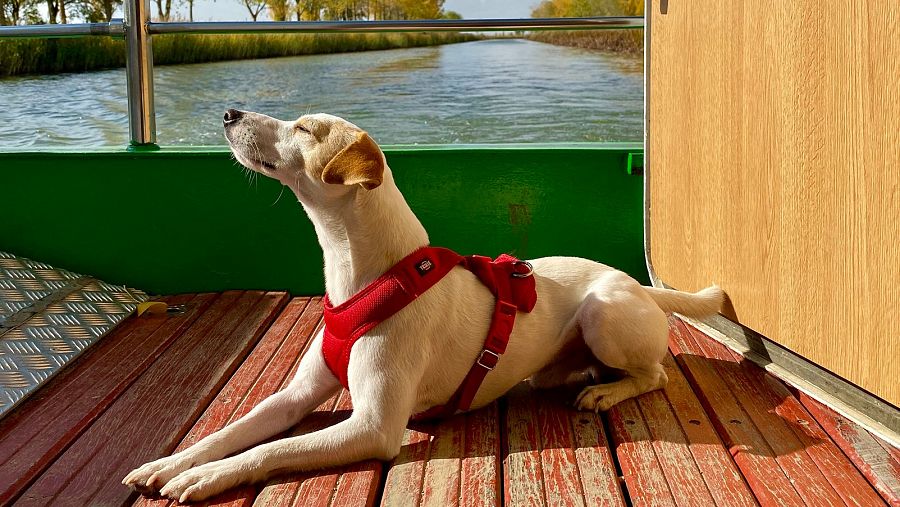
[381,422,432,507]
[503,383,548,506]
[13,291,288,506]
[568,410,624,507]
[504,383,625,507]
[382,401,502,507]
[131,296,320,507]
[252,387,381,507]
[633,390,717,505]
[693,326,887,507]
[655,353,757,506]
[325,392,382,507]
[681,321,867,506]
[419,414,465,507]
[533,390,586,507]
[0,293,210,505]
[461,403,501,507]
[668,318,805,506]
[252,393,342,506]
[607,399,675,506]
[798,393,900,506]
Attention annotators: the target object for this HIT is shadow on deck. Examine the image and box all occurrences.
[1,291,897,506]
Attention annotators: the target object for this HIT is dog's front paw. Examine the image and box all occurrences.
[574,384,622,413]
[159,459,246,503]
[122,453,197,493]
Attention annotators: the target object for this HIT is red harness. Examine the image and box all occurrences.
[322,246,537,419]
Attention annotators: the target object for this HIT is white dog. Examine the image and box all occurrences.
[123,110,723,502]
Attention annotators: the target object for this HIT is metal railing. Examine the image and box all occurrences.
[0,0,643,146]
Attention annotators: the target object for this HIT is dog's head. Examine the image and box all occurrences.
[223,109,385,197]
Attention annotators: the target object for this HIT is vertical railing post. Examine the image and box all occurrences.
[124,0,156,146]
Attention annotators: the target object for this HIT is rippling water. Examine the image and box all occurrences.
[0,39,642,148]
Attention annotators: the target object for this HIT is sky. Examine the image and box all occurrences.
[86,0,539,23]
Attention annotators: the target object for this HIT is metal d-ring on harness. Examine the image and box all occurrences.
[511,261,534,278]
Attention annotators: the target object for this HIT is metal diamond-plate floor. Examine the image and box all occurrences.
[0,251,148,418]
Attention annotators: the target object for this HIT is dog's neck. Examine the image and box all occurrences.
[292,168,429,304]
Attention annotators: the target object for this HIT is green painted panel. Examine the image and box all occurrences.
[0,144,646,295]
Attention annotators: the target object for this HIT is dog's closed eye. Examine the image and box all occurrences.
[295,123,311,134]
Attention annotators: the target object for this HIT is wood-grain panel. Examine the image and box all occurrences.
[647,0,900,404]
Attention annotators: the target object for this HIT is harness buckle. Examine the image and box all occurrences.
[477,349,501,370]
[511,261,534,278]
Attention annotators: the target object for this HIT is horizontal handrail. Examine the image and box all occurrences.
[0,17,642,40]
[149,17,643,35]
[0,19,124,39]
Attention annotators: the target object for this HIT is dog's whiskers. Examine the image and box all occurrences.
[271,185,287,206]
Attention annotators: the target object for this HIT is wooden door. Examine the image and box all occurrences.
[646,0,900,405]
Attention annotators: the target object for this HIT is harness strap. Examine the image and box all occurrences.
[322,247,536,420]
[323,247,464,388]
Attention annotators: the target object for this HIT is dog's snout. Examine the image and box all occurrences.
[223,109,243,126]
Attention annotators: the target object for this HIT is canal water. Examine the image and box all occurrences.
[0,39,643,148]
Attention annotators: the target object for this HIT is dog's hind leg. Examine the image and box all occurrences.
[571,275,670,412]
[123,330,341,493]
[528,329,619,389]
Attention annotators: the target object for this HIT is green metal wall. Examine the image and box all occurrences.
[0,144,646,295]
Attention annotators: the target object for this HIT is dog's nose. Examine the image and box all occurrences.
[223,109,243,126]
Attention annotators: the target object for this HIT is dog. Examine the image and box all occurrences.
[123,110,724,502]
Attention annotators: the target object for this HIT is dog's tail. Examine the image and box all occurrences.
[643,285,725,317]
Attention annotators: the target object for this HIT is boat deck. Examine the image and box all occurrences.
[1,291,898,506]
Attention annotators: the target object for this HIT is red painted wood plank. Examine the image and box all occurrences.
[534,390,586,507]
[503,383,547,506]
[326,392,382,507]
[568,410,625,507]
[680,321,854,506]
[132,296,320,507]
[381,401,502,507]
[460,402,501,507]
[691,326,887,507]
[331,460,382,507]
[655,353,756,506]
[607,399,676,506]
[0,293,214,505]
[252,387,382,507]
[381,421,432,507]
[633,390,717,504]
[799,393,900,506]
[419,414,464,507]
[668,318,805,506]
[14,291,288,506]
[251,394,342,506]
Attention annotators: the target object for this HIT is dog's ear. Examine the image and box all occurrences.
[321,132,384,190]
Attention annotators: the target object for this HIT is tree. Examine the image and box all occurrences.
[531,0,642,18]
[266,0,289,21]
[243,0,265,21]
[45,0,58,22]
[398,0,442,19]
[154,0,172,20]
[441,10,460,19]
[295,0,321,20]
[0,0,31,24]
[78,0,123,22]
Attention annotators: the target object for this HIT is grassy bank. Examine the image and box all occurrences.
[527,31,642,56]
[0,32,479,78]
